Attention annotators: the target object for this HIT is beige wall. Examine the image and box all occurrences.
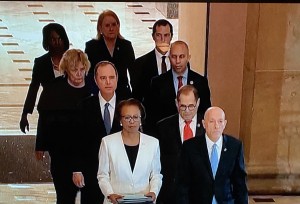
[207,3,248,137]
[178,3,207,75]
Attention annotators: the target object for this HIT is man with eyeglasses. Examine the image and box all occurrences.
[131,19,173,103]
[155,85,205,204]
[76,61,130,203]
[144,40,211,135]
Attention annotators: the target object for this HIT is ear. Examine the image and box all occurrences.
[224,119,227,128]
[175,99,179,108]
[188,54,191,61]
[196,98,200,107]
[202,119,206,129]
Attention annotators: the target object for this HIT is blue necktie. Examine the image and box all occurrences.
[211,143,219,204]
[104,103,111,134]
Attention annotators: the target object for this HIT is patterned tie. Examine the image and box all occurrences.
[104,103,111,134]
[161,56,167,74]
[183,121,193,141]
[211,143,218,204]
[177,76,183,90]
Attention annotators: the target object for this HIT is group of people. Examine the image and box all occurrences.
[20,8,248,204]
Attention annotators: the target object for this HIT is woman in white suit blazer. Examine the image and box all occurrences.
[98,99,162,204]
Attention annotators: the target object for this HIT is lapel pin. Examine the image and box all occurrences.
[190,80,194,85]
[197,123,201,127]
[224,148,227,152]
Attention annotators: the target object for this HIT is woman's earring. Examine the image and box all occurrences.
[120,123,122,126]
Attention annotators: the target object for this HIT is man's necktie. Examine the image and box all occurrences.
[210,143,219,178]
[183,120,193,141]
[211,143,219,204]
[161,56,167,74]
[177,76,183,90]
[104,103,111,134]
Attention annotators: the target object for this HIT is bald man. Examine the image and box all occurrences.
[176,107,248,204]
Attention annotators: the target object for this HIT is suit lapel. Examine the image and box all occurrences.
[149,50,159,76]
[215,135,228,178]
[198,135,214,179]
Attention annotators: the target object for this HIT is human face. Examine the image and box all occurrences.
[95,64,117,99]
[67,62,86,87]
[169,43,191,75]
[177,91,199,121]
[153,25,172,54]
[120,105,141,134]
[100,15,119,40]
[202,107,227,142]
[48,30,64,53]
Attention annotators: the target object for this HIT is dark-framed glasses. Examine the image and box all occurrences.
[179,104,196,111]
[121,115,141,122]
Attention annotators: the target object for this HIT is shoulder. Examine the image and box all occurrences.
[223,134,242,146]
[141,133,159,145]
[34,53,50,63]
[103,131,122,143]
[188,69,207,80]
[157,114,178,127]
[117,37,132,45]
[136,50,155,61]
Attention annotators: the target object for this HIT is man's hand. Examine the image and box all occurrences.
[72,172,85,188]
[20,114,29,133]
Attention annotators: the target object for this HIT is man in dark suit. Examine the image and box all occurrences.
[131,19,173,102]
[176,106,248,204]
[74,61,129,203]
[155,85,204,204]
[144,40,211,135]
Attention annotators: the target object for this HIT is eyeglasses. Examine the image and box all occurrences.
[121,115,141,122]
[179,104,196,111]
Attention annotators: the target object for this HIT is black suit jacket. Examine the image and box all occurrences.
[131,49,158,102]
[144,68,211,135]
[22,52,56,114]
[85,37,135,97]
[176,134,248,204]
[76,93,125,174]
[155,114,204,204]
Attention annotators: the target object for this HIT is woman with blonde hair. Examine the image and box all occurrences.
[85,9,135,99]
[36,49,98,204]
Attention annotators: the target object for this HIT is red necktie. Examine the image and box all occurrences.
[178,76,183,90]
[184,120,193,141]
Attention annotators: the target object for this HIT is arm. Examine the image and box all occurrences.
[97,138,114,197]
[231,143,248,204]
[148,140,163,199]
[125,41,136,82]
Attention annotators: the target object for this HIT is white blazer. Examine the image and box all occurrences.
[97,131,162,204]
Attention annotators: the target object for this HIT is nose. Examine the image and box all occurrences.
[105,78,111,84]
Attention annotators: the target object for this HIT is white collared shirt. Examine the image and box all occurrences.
[178,114,198,143]
[98,92,116,127]
[205,134,223,162]
[155,48,170,75]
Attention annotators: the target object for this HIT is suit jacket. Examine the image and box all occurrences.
[75,93,125,173]
[131,49,158,102]
[155,114,204,204]
[98,131,162,204]
[22,52,56,114]
[176,134,248,204]
[144,68,211,135]
[85,37,135,98]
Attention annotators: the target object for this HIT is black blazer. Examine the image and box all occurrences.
[131,49,158,102]
[22,53,56,114]
[144,68,211,134]
[176,134,248,204]
[85,37,135,97]
[155,113,204,204]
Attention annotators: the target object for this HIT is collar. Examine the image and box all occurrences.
[98,92,116,108]
[205,134,222,149]
[154,47,169,58]
[172,66,188,79]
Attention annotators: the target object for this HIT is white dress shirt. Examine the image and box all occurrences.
[205,134,223,162]
[155,48,170,75]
